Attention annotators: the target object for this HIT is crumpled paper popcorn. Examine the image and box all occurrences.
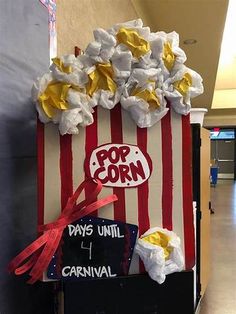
[150,31,187,79]
[32,19,204,135]
[85,28,117,64]
[50,55,89,88]
[135,227,184,284]
[121,68,168,127]
[163,65,204,115]
[32,72,94,135]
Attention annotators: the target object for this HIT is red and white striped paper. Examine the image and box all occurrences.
[37,103,195,277]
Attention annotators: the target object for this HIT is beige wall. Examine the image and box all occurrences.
[204,114,236,128]
[57,0,138,55]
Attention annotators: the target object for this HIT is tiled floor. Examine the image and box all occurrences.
[199,180,236,314]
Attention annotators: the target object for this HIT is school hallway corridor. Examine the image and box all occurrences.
[200,180,236,314]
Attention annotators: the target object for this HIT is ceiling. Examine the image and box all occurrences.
[131,0,236,127]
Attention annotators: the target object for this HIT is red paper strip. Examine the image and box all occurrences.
[110,104,126,222]
[74,46,81,57]
[60,134,73,210]
[182,114,195,269]
[161,107,173,230]
[137,126,149,273]
[137,127,150,235]
[85,107,98,216]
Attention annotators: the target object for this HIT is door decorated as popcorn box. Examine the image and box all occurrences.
[37,103,195,278]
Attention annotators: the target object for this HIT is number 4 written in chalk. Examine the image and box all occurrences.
[81,241,92,260]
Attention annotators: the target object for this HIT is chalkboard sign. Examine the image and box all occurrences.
[47,216,138,280]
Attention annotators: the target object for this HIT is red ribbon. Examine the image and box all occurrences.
[8,178,118,284]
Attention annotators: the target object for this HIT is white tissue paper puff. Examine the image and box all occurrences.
[121,94,168,128]
[32,72,94,135]
[100,86,124,109]
[134,50,159,70]
[50,55,89,87]
[150,31,187,79]
[84,64,123,110]
[121,68,168,127]
[88,88,123,110]
[32,18,204,134]
[125,68,163,89]
[85,28,117,64]
[66,89,94,125]
[32,72,54,124]
[107,18,145,36]
[135,227,184,284]
[32,72,53,103]
[58,89,94,135]
[111,46,132,82]
[108,19,151,62]
[163,65,204,115]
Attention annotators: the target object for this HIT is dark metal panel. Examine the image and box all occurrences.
[234,129,236,180]
[191,124,201,305]
[64,272,194,314]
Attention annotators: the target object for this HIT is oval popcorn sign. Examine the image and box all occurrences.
[85,144,152,187]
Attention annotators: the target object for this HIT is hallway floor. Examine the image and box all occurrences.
[199,180,236,314]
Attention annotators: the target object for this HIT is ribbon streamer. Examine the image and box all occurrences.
[8,178,118,284]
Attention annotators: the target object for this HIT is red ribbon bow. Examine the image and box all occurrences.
[8,178,118,284]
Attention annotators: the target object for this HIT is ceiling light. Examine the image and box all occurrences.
[183,39,197,45]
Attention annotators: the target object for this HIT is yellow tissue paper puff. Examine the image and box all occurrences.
[142,231,173,260]
[86,63,117,96]
[131,87,161,110]
[162,42,176,72]
[117,27,150,59]
[173,73,192,98]
[38,82,71,118]
[52,57,72,74]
